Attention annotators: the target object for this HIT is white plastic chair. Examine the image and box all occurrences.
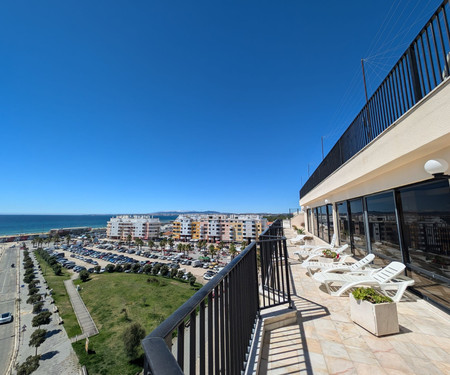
[312,261,414,302]
[303,253,375,276]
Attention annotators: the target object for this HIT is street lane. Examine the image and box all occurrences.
[0,245,18,375]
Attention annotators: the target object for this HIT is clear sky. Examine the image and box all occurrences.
[0,0,442,214]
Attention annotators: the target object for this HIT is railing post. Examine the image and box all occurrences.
[407,44,423,104]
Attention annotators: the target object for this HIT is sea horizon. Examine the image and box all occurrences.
[0,214,177,237]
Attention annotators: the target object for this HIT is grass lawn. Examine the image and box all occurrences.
[33,251,82,337]
[72,273,199,375]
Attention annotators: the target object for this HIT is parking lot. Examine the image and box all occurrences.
[40,241,229,283]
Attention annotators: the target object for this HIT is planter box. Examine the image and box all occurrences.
[318,256,337,263]
[349,294,399,336]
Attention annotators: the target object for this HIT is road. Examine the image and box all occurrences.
[0,245,18,375]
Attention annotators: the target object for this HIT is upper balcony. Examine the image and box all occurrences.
[300,1,450,201]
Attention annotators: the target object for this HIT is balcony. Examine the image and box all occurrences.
[142,220,450,374]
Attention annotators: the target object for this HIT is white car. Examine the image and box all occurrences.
[0,312,12,324]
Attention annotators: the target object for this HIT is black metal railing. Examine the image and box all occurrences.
[300,0,450,199]
[141,220,291,375]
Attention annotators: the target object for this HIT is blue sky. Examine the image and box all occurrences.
[0,0,442,214]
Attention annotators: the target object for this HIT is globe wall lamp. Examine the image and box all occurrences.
[424,159,449,178]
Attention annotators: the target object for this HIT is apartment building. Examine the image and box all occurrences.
[172,214,268,242]
[106,215,161,240]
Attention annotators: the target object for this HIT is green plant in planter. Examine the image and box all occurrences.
[297,228,305,234]
[352,287,393,304]
[322,249,339,259]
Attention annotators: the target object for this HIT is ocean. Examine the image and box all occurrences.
[0,215,177,236]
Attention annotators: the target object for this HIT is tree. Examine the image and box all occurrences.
[189,276,196,286]
[208,245,217,258]
[132,263,141,273]
[135,238,144,250]
[29,280,40,289]
[126,234,132,248]
[123,263,132,271]
[152,264,161,276]
[147,240,154,249]
[241,240,248,249]
[229,243,237,259]
[94,265,101,273]
[114,264,123,272]
[65,235,71,245]
[170,268,178,278]
[32,302,44,314]
[143,264,152,274]
[79,270,90,282]
[29,329,47,356]
[15,355,40,375]
[122,322,146,358]
[24,273,36,284]
[32,311,52,328]
[160,265,169,277]
[27,294,41,305]
[28,287,39,296]
[177,243,183,253]
[105,264,115,273]
[168,238,174,250]
[177,270,184,279]
[185,244,191,257]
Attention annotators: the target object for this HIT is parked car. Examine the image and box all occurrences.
[0,312,13,324]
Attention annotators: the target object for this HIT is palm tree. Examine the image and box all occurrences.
[65,235,71,245]
[126,234,132,248]
[185,244,191,257]
[135,238,144,250]
[147,240,154,250]
[208,244,217,259]
[229,243,237,259]
[177,243,183,253]
[168,238,174,250]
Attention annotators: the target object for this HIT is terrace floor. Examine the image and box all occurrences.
[260,222,450,375]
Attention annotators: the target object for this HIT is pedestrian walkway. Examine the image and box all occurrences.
[15,249,80,375]
[64,277,98,343]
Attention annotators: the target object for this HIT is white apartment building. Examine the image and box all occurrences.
[107,215,161,240]
[173,214,268,242]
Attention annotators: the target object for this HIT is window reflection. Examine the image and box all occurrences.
[349,198,367,257]
[365,192,402,261]
[327,204,334,242]
[399,179,450,280]
[337,201,350,245]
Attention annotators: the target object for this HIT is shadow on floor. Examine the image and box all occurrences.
[41,350,59,360]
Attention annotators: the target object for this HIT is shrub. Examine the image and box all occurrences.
[189,276,196,286]
[132,263,141,273]
[24,274,36,284]
[143,264,152,274]
[79,270,90,282]
[123,263,132,271]
[170,268,178,278]
[177,270,184,279]
[105,264,115,273]
[352,287,393,304]
[94,265,101,273]
[122,322,146,358]
[152,264,161,275]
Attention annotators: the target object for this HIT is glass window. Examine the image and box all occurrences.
[399,179,450,280]
[318,206,326,241]
[312,208,318,237]
[365,192,402,261]
[349,198,367,257]
[337,201,350,245]
[307,209,312,233]
[327,204,334,243]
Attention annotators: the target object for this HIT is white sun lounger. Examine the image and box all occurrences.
[294,240,346,262]
[312,261,414,302]
[289,234,307,245]
[300,244,350,265]
[295,233,337,254]
[302,253,375,276]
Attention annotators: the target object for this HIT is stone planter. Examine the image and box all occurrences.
[318,256,337,263]
[349,294,399,336]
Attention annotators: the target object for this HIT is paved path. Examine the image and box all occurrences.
[15,249,80,375]
[64,278,98,343]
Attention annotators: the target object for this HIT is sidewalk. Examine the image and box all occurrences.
[64,275,98,343]
[14,250,80,375]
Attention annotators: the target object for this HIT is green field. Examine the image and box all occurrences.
[72,273,198,375]
[33,251,82,337]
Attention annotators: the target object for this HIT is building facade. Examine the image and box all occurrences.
[106,215,161,240]
[172,214,268,243]
[299,12,450,311]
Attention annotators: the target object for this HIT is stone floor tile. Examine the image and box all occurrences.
[346,346,379,365]
[308,351,328,372]
[404,356,445,375]
[354,362,388,375]
[304,337,322,354]
[363,335,396,353]
[434,361,450,374]
[316,328,343,343]
[324,356,357,375]
[320,340,350,360]
[373,351,414,374]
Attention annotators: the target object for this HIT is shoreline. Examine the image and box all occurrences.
[0,226,107,240]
